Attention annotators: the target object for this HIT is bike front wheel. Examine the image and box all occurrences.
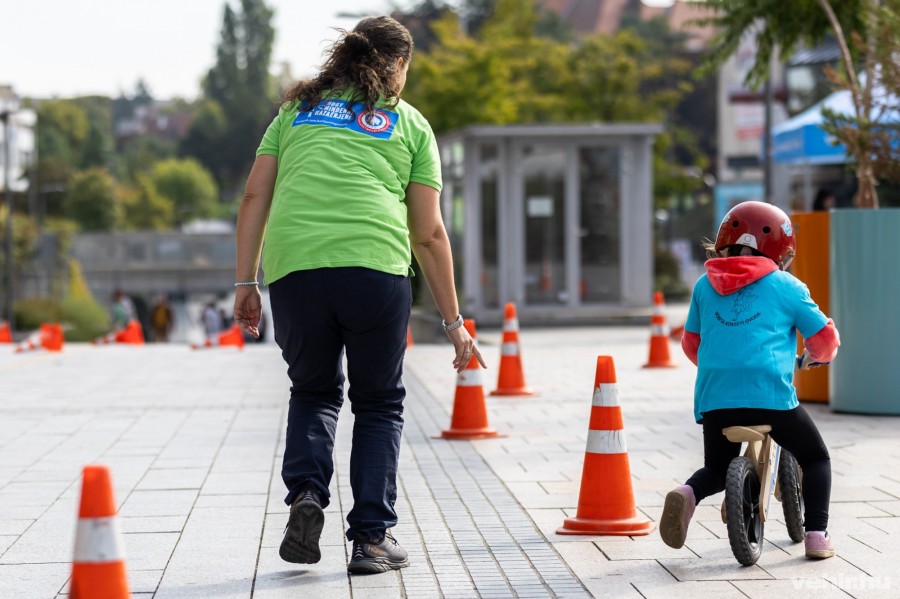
[725,456,764,566]
[779,450,805,542]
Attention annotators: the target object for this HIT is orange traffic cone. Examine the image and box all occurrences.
[15,323,63,353]
[0,321,12,343]
[558,356,654,535]
[490,303,534,396]
[43,323,64,351]
[70,465,129,598]
[642,292,677,368]
[114,320,144,345]
[191,324,245,350]
[406,325,414,349]
[436,319,504,440]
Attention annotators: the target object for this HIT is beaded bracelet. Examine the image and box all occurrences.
[234,281,259,287]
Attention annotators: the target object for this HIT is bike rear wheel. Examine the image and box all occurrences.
[779,450,805,542]
[725,456,764,566]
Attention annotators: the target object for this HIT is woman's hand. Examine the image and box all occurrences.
[234,286,262,338]
[447,325,486,373]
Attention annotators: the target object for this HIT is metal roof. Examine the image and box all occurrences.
[440,123,664,141]
[788,40,841,67]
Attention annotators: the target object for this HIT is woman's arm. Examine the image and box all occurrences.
[406,182,485,372]
[233,155,277,337]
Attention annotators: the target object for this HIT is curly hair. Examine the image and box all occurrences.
[282,16,413,114]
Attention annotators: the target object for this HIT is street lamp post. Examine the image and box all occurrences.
[1,108,14,329]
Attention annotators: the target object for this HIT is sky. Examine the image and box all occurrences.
[1,0,419,101]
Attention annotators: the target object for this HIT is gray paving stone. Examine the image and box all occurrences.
[3,329,900,598]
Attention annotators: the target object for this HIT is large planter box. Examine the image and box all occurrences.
[830,209,900,414]
[791,212,830,403]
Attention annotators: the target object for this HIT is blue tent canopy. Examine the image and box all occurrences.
[770,87,899,165]
[771,90,852,165]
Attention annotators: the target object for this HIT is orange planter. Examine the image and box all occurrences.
[790,212,830,403]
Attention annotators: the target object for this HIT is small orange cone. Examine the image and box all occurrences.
[642,292,677,368]
[558,356,653,535]
[114,320,144,345]
[436,319,504,440]
[490,303,534,396]
[15,323,63,353]
[43,323,64,351]
[70,465,129,598]
[406,326,414,349]
[191,324,245,350]
[0,321,12,343]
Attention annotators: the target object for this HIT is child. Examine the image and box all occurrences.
[659,201,840,559]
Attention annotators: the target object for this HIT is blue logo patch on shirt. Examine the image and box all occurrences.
[292,99,398,140]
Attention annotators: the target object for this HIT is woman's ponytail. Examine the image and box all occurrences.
[282,16,413,113]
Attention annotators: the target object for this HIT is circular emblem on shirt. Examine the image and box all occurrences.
[357,110,392,134]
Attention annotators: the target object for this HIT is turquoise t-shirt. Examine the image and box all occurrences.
[685,269,829,423]
[256,93,443,284]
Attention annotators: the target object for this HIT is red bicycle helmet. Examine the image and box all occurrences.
[715,201,796,269]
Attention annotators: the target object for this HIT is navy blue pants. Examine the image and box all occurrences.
[269,267,411,541]
[686,405,831,531]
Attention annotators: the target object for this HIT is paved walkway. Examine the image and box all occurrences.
[0,323,898,598]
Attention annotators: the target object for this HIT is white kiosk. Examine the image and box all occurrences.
[438,124,662,324]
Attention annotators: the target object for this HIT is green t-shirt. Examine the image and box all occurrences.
[256,93,442,284]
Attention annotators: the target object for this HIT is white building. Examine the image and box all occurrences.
[0,86,36,194]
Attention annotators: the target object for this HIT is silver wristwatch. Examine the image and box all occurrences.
[441,314,464,333]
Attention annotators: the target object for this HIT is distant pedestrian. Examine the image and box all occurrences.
[149,295,174,342]
[812,188,835,212]
[659,201,840,559]
[110,290,136,331]
[201,302,220,339]
[232,16,483,575]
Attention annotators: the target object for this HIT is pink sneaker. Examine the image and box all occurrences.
[805,531,835,559]
[660,485,696,549]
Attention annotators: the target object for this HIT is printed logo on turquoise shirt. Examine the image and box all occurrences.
[292,99,398,140]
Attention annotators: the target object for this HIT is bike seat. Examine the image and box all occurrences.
[722,425,772,443]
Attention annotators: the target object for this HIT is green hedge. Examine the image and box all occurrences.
[14,296,110,342]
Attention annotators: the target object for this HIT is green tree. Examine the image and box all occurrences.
[820,0,900,204]
[403,0,706,208]
[0,210,39,276]
[183,0,276,195]
[151,158,219,226]
[71,96,114,169]
[36,100,89,168]
[65,168,120,231]
[120,135,178,182]
[179,100,228,182]
[121,175,175,230]
[693,0,866,88]
[80,123,108,169]
[694,0,895,207]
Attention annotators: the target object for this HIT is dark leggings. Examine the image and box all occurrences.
[686,405,831,531]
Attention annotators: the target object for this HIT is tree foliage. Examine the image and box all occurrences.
[121,175,174,231]
[692,0,866,89]
[0,210,39,274]
[150,158,219,225]
[183,0,276,195]
[695,0,898,207]
[820,0,900,194]
[402,0,706,206]
[64,168,121,232]
[36,100,89,170]
[405,0,691,132]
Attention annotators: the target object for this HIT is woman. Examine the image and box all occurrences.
[232,16,483,575]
